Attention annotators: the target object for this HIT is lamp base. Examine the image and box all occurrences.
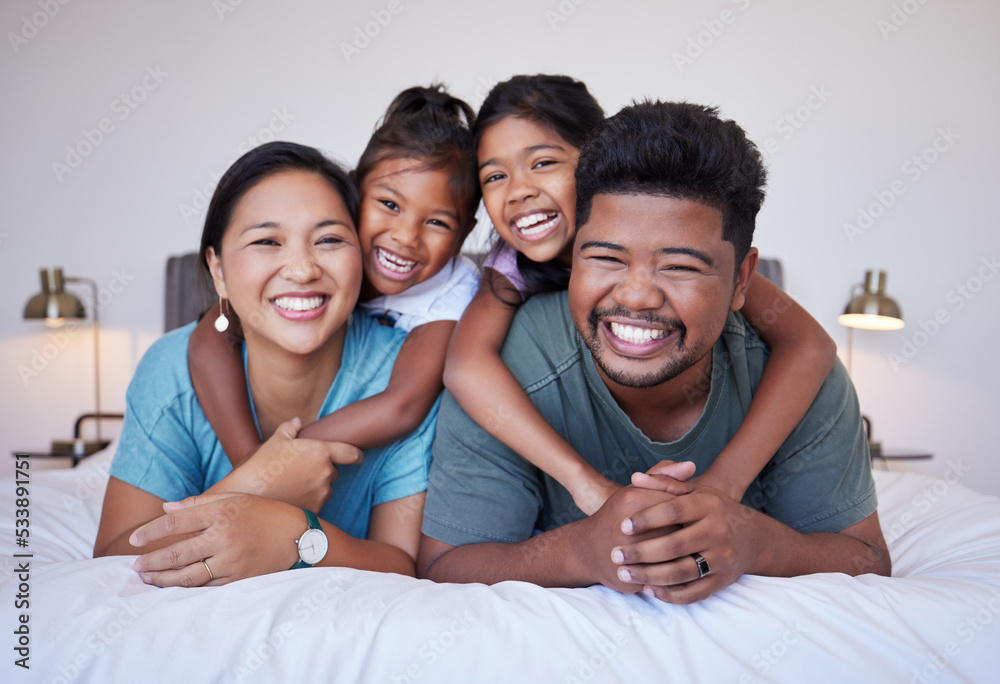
[50,439,112,456]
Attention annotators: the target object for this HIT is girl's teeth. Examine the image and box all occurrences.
[609,322,666,344]
[377,248,417,273]
[514,213,558,235]
[274,296,325,312]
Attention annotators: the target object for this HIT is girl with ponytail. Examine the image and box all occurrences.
[187,84,481,464]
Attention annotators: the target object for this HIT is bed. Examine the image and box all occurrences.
[7,252,1000,683]
[3,442,999,683]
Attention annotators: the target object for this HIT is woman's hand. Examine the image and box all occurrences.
[130,492,305,587]
[216,418,363,512]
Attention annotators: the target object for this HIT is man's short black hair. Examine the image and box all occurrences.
[575,101,767,267]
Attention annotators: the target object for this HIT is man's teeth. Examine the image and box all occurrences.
[377,247,417,273]
[609,322,666,344]
[514,212,558,235]
[273,296,325,312]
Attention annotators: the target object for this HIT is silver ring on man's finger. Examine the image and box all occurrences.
[691,552,710,579]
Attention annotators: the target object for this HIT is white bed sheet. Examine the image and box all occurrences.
[2,446,999,683]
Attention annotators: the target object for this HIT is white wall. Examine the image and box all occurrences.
[2,0,998,494]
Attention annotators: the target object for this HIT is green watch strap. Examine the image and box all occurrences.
[291,509,322,570]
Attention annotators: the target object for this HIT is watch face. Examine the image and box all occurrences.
[297,528,329,565]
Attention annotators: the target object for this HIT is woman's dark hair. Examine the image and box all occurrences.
[575,100,767,271]
[474,74,605,298]
[199,141,360,283]
[354,84,480,245]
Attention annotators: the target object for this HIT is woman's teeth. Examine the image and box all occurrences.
[514,212,558,236]
[377,247,417,273]
[609,321,666,344]
[273,296,325,312]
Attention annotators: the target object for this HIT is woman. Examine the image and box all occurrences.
[94,142,437,586]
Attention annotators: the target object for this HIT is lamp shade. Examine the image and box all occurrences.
[23,267,85,324]
[838,270,904,331]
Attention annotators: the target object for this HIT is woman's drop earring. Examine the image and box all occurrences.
[215,298,230,333]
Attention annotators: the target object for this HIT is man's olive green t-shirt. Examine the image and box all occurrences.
[423,291,877,545]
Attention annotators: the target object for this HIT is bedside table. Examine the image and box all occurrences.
[871,447,933,471]
[13,444,111,468]
[12,412,123,468]
[873,448,933,460]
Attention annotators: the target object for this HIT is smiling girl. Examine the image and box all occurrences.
[95,142,439,584]
[186,85,481,467]
[444,74,837,514]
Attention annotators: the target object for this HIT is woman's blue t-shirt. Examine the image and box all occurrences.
[109,315,438,540]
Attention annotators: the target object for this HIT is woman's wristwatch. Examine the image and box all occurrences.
[290,509,328,569]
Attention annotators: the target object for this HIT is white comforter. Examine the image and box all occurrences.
[3,448,999,683]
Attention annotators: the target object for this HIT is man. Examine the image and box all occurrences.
[418,100,890,604]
